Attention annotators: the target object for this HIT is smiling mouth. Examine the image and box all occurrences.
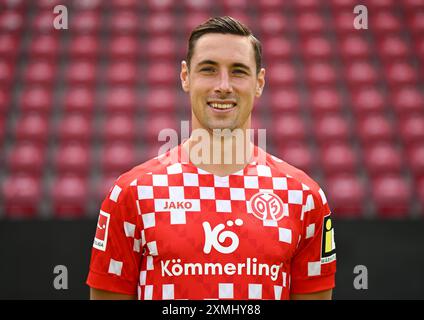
[207,102,237,111]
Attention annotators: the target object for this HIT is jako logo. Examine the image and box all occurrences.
[163,201,192,210]
[203,219,243,254]
[250,192,287,221]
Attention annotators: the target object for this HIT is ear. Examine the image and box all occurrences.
[180,60,190,93]
[255,68,266,97]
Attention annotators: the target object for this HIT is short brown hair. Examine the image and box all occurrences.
[186,16,262,74]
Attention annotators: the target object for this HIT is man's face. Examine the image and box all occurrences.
[181,33,265,132]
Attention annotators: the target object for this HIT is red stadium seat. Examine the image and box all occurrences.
[333,12,358,35]
[0,34,20,60]
[146,63,177,86]
[350,87,386,117]
[377,36,411,62]
[20,86,53,114]
[138,144,157,162]
[305,62,337,87]
[146,12,175,36]
[58,114,92,144]
[416,37,424,63]
[103,114,136,144]
[385,62,419,87]
[220,0,248,11]
[370,11,402,35]
[277,142,314,174]
[402,0,424,13]
[296,12,326,35]
[109,36,138,60]
[0,10,24,34]
[73,0,101,10]
[0,59,15,86]
[293,0,321,11]
[145,88,177,114]
[51,175,89,218]
[258,13,289,36]
[356,115,394,145]
[110,10,139,35]
[320,143,358,175]
[263,36,293,62]
[344,61,378,88]
[68,35,100,60]
[338,35,372,61]
[182,12,210,35]
[106,61,138,85]
[146,36,177,61]
[0,89,10,115]
[66,60,96,85]
[267,63,297,87]
[314,114,350,144]
[70,11,101,34]
[64,87,95,115]
[142,116,178,143]
[309,87,342,116]
[301,36,334,61]
[25,60,56,86]
[183,0,212,11]
[367,0,396,10]
[15,113,49,144]
[101,143,137,174]
[96,173,119,203]
[32,11,57,34]
[7,142,45,176]
[399,115,424,145]
[29,35,59,60]
[407,11,424,37]
[329,0,357,11]
[105,87,137,114]
[272,114,307,146]
[269,88,302,114]
[0,0,27,11]
[391,86,424,116]
[35,0,63,10]
[55,143,91,175]
[371,175,411,218]
[2,173,42,218]
[109,0,139,10]
[363,143,403,177]
[407,144,424,178]
[325,174,365,217]
[145,0,174,11]
[256,0,285,11]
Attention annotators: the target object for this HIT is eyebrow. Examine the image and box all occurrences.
[196,60,252,72]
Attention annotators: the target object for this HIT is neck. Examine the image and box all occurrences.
[183,120,254,177]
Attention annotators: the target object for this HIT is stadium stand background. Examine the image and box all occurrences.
[0,0,423,299]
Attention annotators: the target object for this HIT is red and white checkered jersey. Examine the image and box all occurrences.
[87,144,336,299]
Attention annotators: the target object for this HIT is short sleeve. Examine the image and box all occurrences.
[86,180,144,295]
[290,189,336,294]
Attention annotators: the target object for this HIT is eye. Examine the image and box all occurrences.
[200,67,215,72]
[233,69,248,75]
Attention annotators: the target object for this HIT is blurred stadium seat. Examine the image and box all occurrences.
[1,1,423,219]
[325,174,365,218]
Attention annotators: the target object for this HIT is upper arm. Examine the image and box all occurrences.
[90,287,137,300]
[290,289,332,300]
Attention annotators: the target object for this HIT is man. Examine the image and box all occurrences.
[87,16,336,300]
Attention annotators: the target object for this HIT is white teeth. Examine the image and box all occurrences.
[209,103,235,109]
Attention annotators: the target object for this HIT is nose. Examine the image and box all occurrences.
[214,71,233,94]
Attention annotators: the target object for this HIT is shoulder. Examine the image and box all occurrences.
[108,147,179,204]
[265,150,328,208]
